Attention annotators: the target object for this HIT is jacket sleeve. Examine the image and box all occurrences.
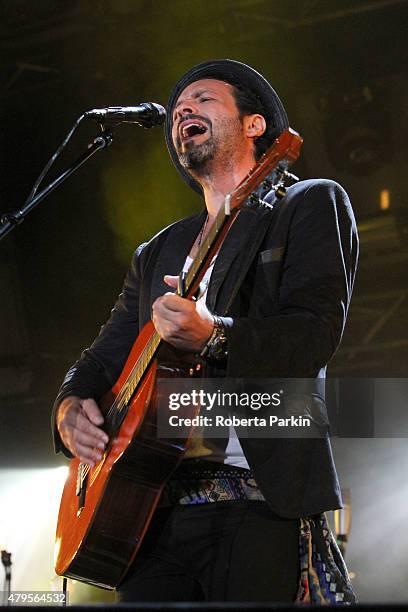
[51,243,146,454]
[225,180,359,378]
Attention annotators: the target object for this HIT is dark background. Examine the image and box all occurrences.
[1,0,408,465]
[0,0,408,454]
[1,0,408,603]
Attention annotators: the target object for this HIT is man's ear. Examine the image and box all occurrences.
[244,114,266,139]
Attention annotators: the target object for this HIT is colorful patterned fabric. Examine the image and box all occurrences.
[158,468,266,506]
[296,514,356,605]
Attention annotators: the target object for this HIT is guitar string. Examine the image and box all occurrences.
[77,139,294,485]
[108,208,225,417]
[78,181,254,487]
[79,184,260,486]
[78,211,227,484]
[79,332,162,482]
[104,213,223,424]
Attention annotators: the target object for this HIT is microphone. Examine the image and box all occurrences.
[85,102,166,128]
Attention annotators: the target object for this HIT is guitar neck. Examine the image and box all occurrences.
[182,201,235,299]
[108,128,303,426]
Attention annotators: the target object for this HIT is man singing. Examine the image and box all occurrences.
[53,60,358,603]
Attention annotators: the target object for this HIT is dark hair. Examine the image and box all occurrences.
[230,83,276,160]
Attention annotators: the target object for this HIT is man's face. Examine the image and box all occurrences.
[171,78,245,175]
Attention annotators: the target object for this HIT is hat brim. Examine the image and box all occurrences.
[165,59,289,196]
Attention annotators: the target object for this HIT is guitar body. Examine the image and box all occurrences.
[55,321,200,589]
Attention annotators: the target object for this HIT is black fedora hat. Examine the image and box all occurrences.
[165,58,289,195]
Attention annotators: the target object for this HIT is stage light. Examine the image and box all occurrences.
[380,189,390,211]
[0,467,68,592]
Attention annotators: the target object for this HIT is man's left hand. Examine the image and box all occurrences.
[152,274,214,352]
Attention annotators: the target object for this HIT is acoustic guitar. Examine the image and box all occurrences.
[54,127,303,589]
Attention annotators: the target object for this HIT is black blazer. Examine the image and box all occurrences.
[52,178,359,518]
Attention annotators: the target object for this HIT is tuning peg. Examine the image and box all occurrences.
[272,184,287,199]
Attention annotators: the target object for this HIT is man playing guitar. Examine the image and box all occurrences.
[53,59,358,603]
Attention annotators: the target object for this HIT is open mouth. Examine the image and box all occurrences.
[179,121,208,141]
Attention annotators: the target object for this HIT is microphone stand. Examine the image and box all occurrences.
[0,128,112,243]
[1,550,12,604]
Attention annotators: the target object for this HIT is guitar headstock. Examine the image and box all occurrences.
[226,127,303,213]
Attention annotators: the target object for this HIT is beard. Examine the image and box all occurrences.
[177,137,216,176]
[176,116,243,178]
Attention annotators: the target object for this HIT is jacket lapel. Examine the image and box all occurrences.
[206,201,279,313]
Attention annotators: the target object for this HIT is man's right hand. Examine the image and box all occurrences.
[56,396,109,466]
